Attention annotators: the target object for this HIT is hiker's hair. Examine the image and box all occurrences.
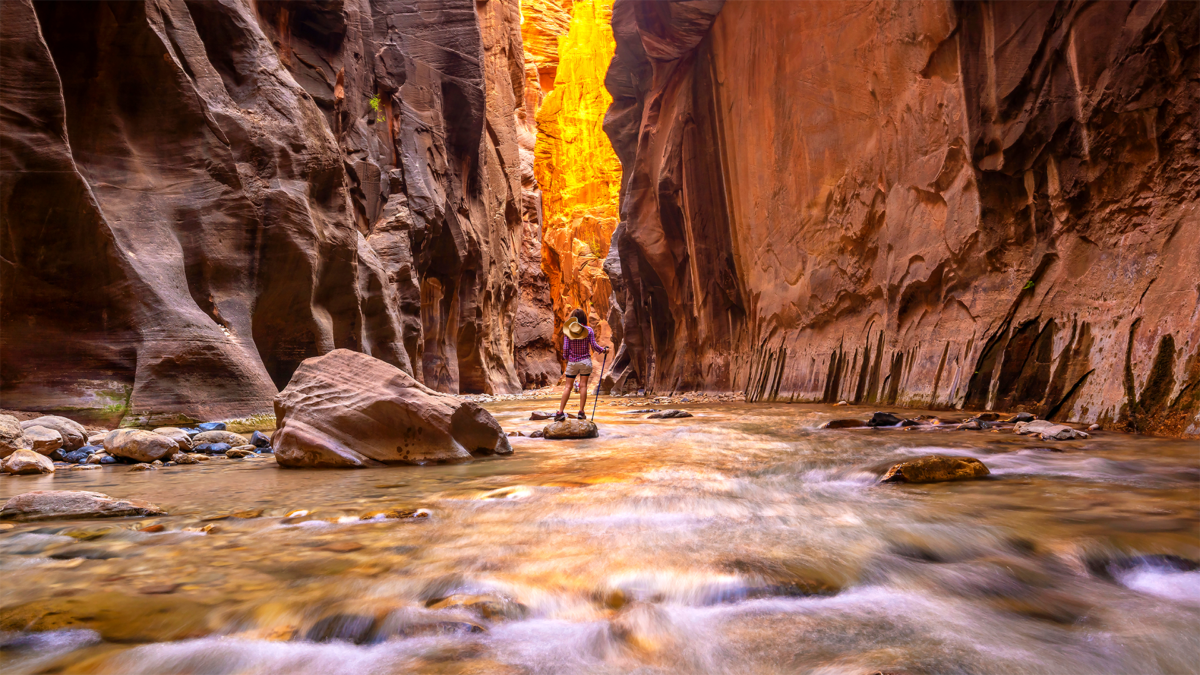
[570,308,588,326]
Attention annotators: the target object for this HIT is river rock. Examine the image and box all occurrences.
[273,350,512,467]
[129,463,156,471]
[22,426,63,455]
[529,411,558,420]
[192,430,248,447]
[819,419,864,429]
[85,452,107,464]
[197,422,227,432]
[64,446,101,464]
[226,447,254,459]
[1013,420,1089,440]
[975,412,1001,422]
[958,419,985,431]
[19,416,86,451]
[543,419,599,439]
[1007,412,1035,423]
[0,490,165,521]
[104,429,178,463]
[152,427,193,451]
[648,409,693,419]
[867,412,903,427]
[880,455,990,484]
[1,450,55,475]
[250,431,271,448]
[194,442,232,455]
[86,432,108,447]
[0,415,27,459]
[170,452,199,465]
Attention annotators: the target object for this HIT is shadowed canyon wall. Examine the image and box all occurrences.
[1,0,533,425]
[606,0,1200,435]
[523,0,622,364]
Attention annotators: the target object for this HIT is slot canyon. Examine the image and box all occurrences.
[2,2,1200,674]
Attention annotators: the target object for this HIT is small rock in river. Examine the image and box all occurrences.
[507,431,524,437]
[22,426,63,455]
[1088,424,1101,431]
[1013,420,1088,440]
[975,412,1001,421]
[64,446,100,464]
[958,419,985,431]
[833,400,848,406]
[818,419,864,429]
[866,412,903,427]
[1,450,55,475]
[128,463,156,472]
[879,455,990,484]
[543,419,598,439]
[197,422,226,432]
[192,430,248,446]
[170,452,199,465]
[648,409,693,419]
[226,447,254,459]
[529,411,557,420]
[0,490,165,520]
[1007,412,1035,423]
[193,442,232,455]
[99,455,118,465]
[250,431,271,448]
[529,430,544,438]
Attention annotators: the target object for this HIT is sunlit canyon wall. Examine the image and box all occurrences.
[606,0,1200,435]
[1,0,535,425]
[521,0,623,371]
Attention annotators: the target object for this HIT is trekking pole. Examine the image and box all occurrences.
[591,350,608,420]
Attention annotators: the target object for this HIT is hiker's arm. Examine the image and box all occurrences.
[590,331,606,353]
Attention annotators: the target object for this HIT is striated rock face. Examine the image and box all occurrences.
[1,0,532,425]
[606,0,1200,435]
[526,0,621,363]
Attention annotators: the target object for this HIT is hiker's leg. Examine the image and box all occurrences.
[577,374,589,413]
[557,376,574,413]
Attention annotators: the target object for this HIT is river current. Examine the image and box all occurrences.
[1,400,1198,674]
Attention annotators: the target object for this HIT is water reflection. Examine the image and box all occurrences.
[1,400,1197,674]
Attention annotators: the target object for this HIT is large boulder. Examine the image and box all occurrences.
[0,414,28,458]
[152,428,193,451]
[20,416,86,451]
[0,490,165,521]
[2,450,55,475]
[543,419,599,439]
[22,426,63,455]
[104,429,178,463]
[272,350,512,468]
[191,430,247,447]
[880,455,990,484]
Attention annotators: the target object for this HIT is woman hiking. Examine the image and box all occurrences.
[555,308,608,421]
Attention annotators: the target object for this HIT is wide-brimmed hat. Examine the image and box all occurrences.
[563,319,588,340]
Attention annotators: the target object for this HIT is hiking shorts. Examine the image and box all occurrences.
[564,359,593,378]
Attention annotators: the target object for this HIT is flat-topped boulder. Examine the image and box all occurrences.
[192,430,248,447]
[880,455,990,484]
[1014,420,1089,440]
[272,350,512,468]
[0,490,165,521]
[543,419,599,439]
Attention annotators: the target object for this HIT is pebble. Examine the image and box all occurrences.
[194,443,232,455]
[250,431,271,448]
[197,422,227,432]
[226,447,254,459]
[129,463,156,472]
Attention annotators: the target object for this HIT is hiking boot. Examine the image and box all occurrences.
[553,411,566,422]
[576,411,587,420]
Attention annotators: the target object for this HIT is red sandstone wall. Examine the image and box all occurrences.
[606,0,1200,435]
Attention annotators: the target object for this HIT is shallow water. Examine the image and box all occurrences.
[1,400,1198,674]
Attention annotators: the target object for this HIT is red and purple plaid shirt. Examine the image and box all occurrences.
[563,325,604,362]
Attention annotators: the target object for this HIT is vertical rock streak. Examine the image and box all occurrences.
[1,0,533,424]
[605,0,1200,435]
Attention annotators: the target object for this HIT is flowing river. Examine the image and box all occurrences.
[2,400,1198,674]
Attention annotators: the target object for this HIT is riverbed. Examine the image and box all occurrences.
[2,400,1198,674]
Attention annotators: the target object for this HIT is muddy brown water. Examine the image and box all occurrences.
[1,400,1198,674]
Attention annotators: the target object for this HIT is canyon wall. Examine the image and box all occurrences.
[1,0,531,426]
[606,0,1200,435]
[524,0,622,365]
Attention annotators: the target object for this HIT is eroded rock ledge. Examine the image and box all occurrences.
[603,0,1200,436]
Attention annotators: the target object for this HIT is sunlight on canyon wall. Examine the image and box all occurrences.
[522,0,622,357]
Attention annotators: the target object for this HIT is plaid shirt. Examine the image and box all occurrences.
[563,325,604,362]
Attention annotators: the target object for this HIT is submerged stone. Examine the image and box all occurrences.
[543,419,599,439]
[879,455,990,484]
[648,409,693,419]
[818,419,864,429]
[866,412,903,427]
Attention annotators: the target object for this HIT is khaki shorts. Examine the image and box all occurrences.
[564,359,593,377]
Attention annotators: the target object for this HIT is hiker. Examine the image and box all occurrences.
[555,309,608,421]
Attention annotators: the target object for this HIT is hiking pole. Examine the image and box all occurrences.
[591,350,608,420]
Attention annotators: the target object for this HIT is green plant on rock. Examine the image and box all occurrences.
[368,95,385,123]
